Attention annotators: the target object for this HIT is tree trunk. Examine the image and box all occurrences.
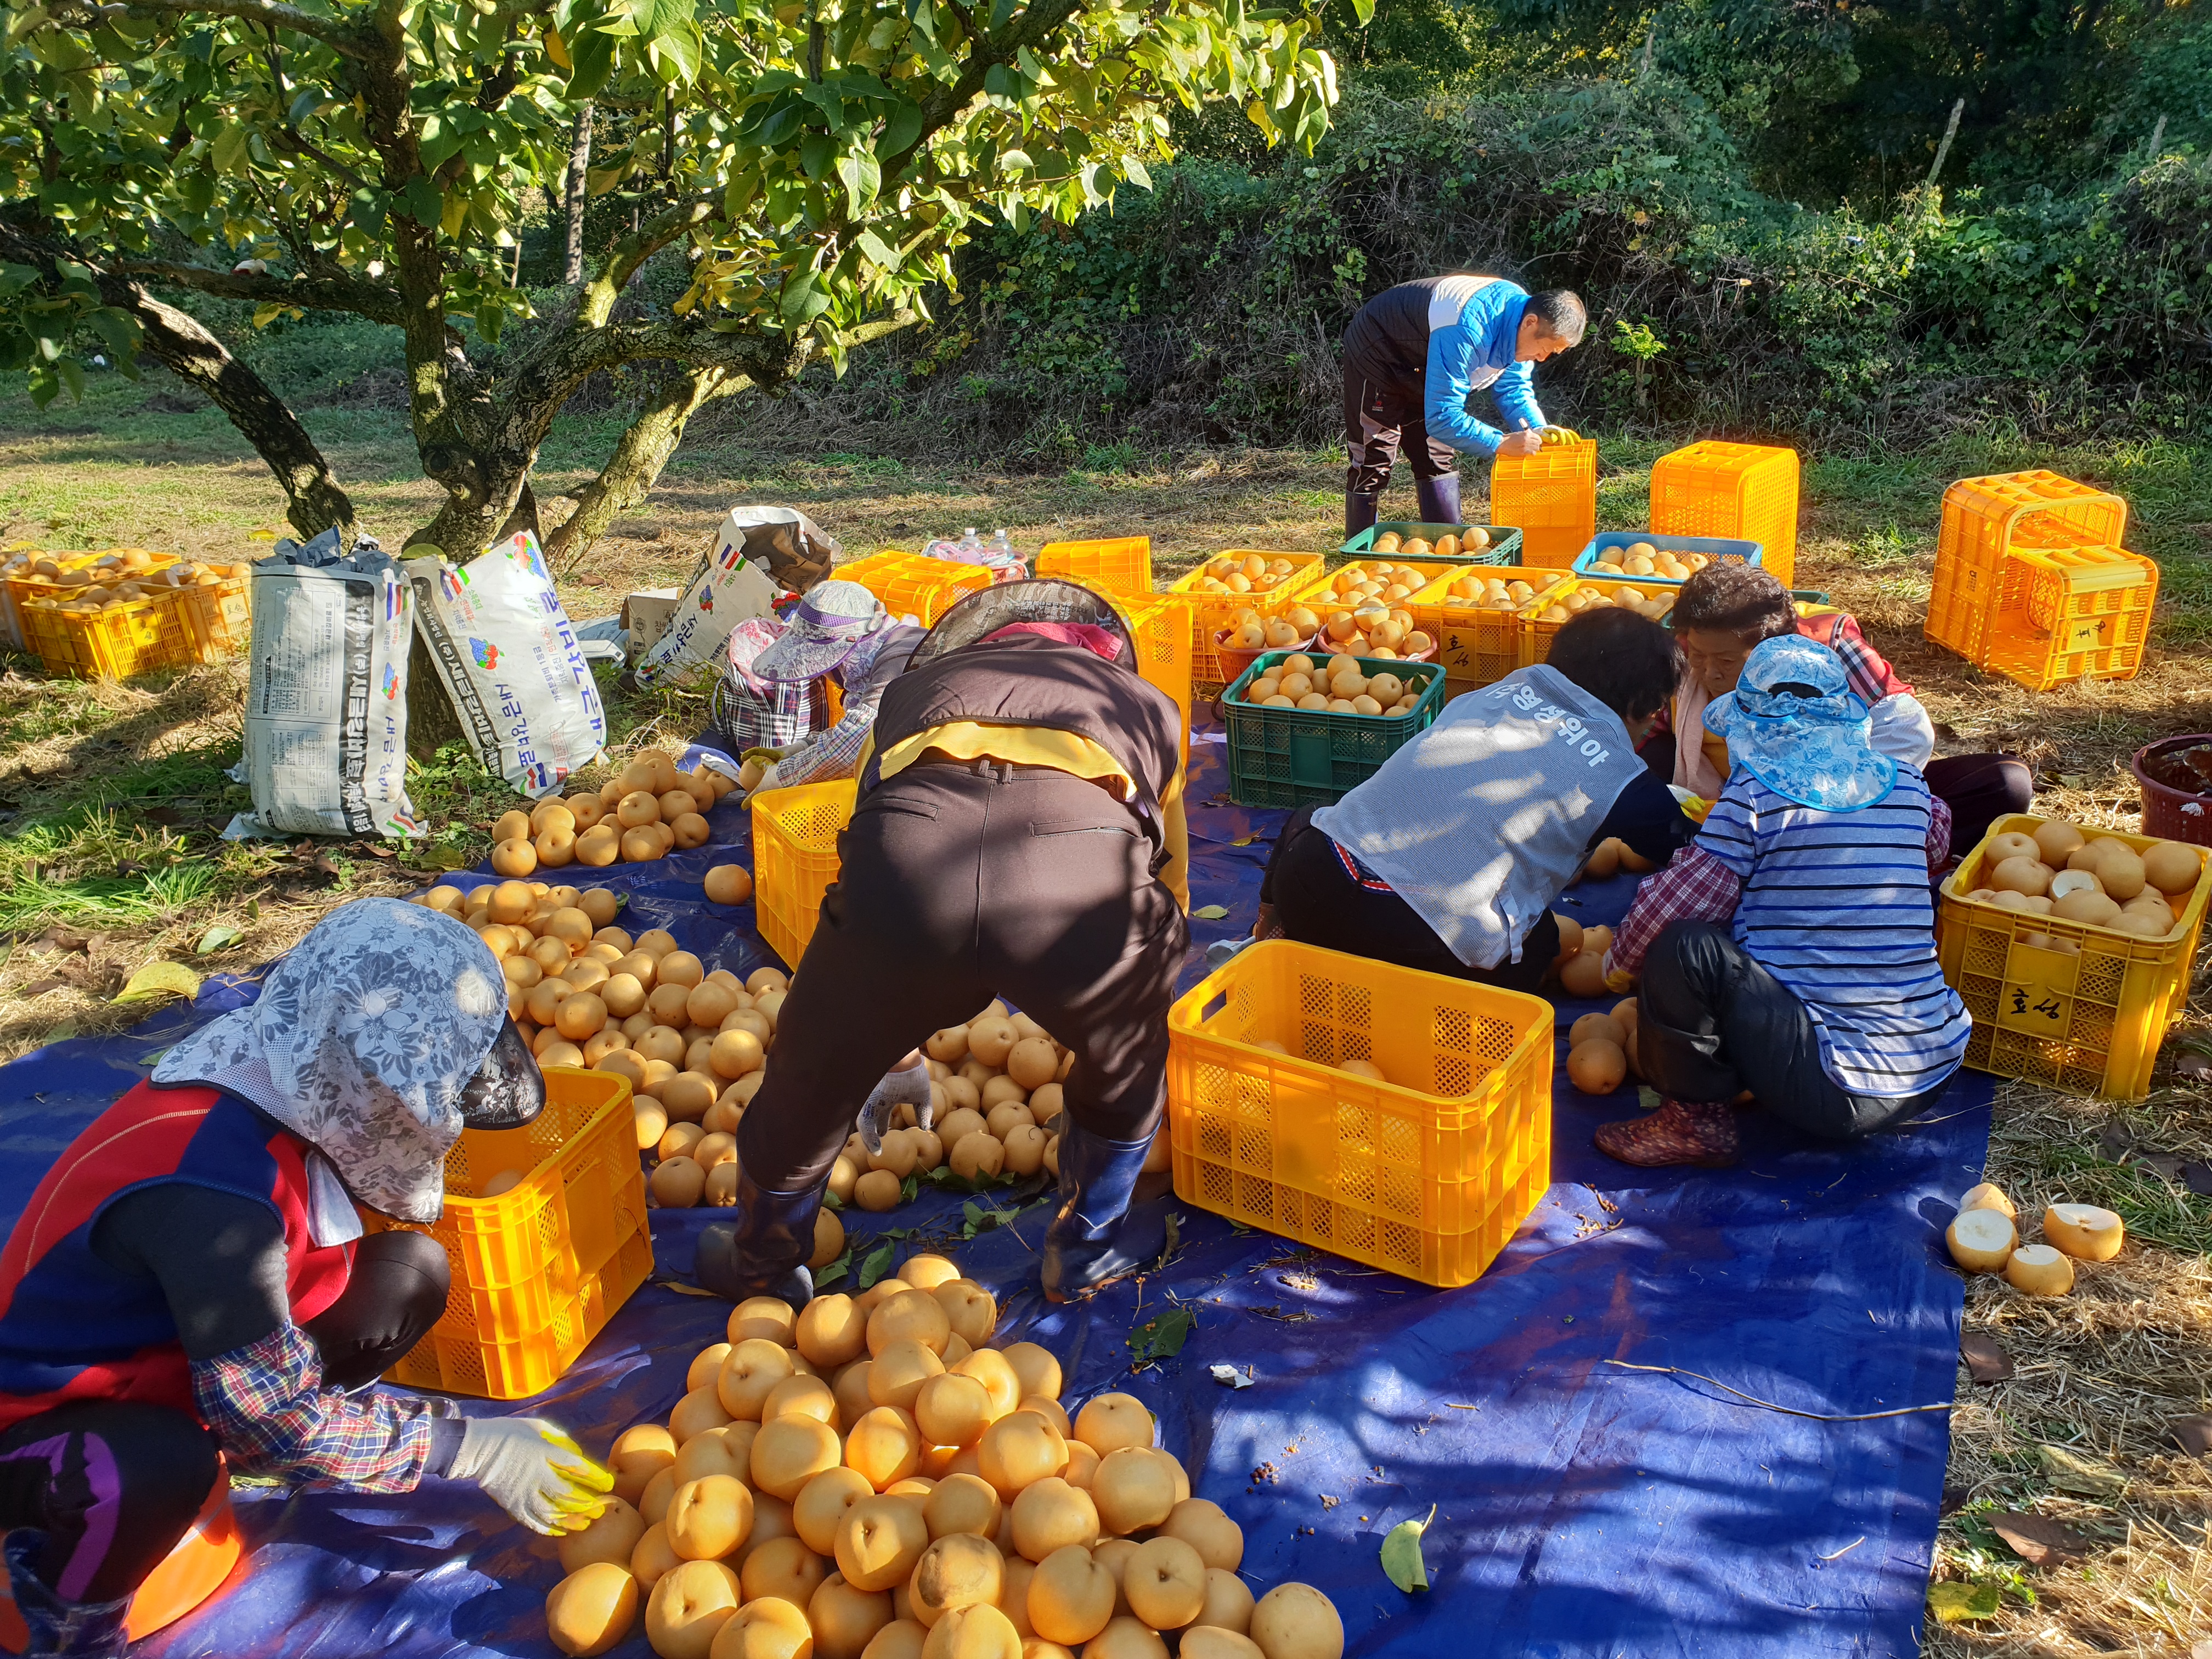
[564,103,594,285]
[124,287,359,545]
[543,366,743,569]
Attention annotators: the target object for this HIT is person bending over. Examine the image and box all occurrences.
[1596,635,1968,1167]
[1649,562,2033,855]
[0,900,610,1655]
[1257,608,1695,992]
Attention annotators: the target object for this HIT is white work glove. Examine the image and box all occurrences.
[449,1417,613,1536]
[857,1053,935,1155]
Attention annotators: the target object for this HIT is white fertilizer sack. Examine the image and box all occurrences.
[405,531,606,795]
[227,529,421,839]
[630,507,825,690]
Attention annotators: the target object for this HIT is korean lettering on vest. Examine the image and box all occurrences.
[1492,680,1612,768]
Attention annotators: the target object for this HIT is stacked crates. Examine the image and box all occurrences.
[1648,441,1801,588]
[1925,472,2150,692]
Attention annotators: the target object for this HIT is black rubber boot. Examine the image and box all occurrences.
[1417,471,1463,527]
[1041,1124,1168,1304]
[695,1166,824,1311]
[1345,490,1383,539]
[6,1531,131,1657]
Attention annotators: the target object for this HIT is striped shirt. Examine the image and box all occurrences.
[1695,766,1969,1098]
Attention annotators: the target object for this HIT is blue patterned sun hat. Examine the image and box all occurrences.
[1703,634,1897,811]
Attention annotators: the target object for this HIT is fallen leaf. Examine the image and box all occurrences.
[2036,1443,2126,1498]
[38,927,91,955]
[195,924,244,955]
[2170,1414,2212,1458]
[365,844,396,859]
[2139,1150,2184,1181]
[20,978,65,998]
[1989,1512,2092,1566]
[1192,905,1229,920]
[1927,1582,2001,1624]
[2097,1124,2139,1161]
[1380,1504,1436,1593]
[1209,1363,1253,1390]
[311,851,342,879]
[2175,1046,2212,1083]
[1229,833,1259,847]
[114,961,202,1005]
[856,1243,894,1290]
[1960,1333,2014,1383]
[1635,1085,1662,1112]
[1939,1483,1971,1516]
[2185,1162,2212,1197]
[1127,1305,1197,1364]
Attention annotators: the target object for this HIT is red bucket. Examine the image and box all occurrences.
[2131,734,2212,847]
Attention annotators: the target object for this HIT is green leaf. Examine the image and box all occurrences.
[1192,905,1228,919]
[402,175,444,225]
[1127,1304,1196,1363]
[1380,1504,1436,1593]
[2036,1443,2126,1498]
[1926,1583,2001,1625]
[899,1171,919,1203]
[54,357,84,402]
[836,149,881,216]
[195,924,244,955]
[857,1242,895,1288]
[115,961,202,1005]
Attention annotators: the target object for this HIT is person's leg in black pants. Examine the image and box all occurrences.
[300,1231,452,1391]
[1262,809,1556,994]
[0,1400,219,1643]
[1344,373,1407,538]
[1923,754,2034,859]
[1596,921,1940,1167]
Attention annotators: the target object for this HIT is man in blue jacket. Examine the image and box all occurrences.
[1340,276,1588,535]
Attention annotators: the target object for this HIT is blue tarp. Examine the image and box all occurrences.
[0,716,1989,1658]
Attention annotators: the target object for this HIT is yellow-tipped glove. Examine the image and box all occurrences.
[450,1418,614,1535]
[1540,427,1582,447]
[1601,952,1637,997]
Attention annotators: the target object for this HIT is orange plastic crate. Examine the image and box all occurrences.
[172,571,253,661]
[1120,593,1194,768]
[1939,816,2211,1099]
[1649,441,1801,588]
[1976,544,2158,693]
[752,777,856,969]
[1037,536,1153,596]
[1489,439,1596,567]
[838,551,995,625]
[365,1068,652,1398]
[1926,471,2129,666]
[1409,566,1571,694]
[1517,577,1678,667]
[1167,941,1553,1286]
[1166,552,1331,685]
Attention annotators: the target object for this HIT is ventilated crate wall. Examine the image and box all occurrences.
[751,777,856,968]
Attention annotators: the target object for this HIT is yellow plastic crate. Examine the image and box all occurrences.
[1166,940,1553,1287]
[1306,557,1474,618]
[1120,593,1194,768]
[366,1068,652,1399]
[838,551,995,625]
[172,569,253,662]
[752,777,856,969]
[19,593,194,680]
[1037,537,1153,596]
[1938,816,2212,1101]
[1518,577,1678,667]
[1926,472,2129,667]
[1409,567,1570,694]
[1975,544,2157,693]
[1649,441,1801,589]
[1489,439,1597,567]
[1166,552,1331,685]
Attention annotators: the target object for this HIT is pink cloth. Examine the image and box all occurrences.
[1673,672,1726,798]
[983,622,1125,662]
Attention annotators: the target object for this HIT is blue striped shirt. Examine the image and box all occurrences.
[1696,767,1970,1098]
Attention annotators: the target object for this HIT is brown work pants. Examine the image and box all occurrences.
[735,759,1190,1190]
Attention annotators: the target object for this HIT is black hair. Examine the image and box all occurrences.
[1526,290,1588,346]
[1547,608,1681,722]
[1672,563,1796,642]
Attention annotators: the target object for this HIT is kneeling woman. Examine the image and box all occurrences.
[0,900,609,1654]
[1595,636,1969,1167]
[1259,608,1695,990]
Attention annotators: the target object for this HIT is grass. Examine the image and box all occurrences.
[5,365,2212,1655]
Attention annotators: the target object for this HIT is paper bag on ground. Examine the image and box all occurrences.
[630,507,834,689]
[227,529,421,839]
[405,531,607,795]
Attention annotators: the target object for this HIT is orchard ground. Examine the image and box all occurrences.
[2,370,2210,1656]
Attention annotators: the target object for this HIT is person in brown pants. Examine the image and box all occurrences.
[697,580,1190,1308]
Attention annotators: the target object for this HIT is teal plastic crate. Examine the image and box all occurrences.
[1221,650,1447,809]
[1339,522,1523,564]
[1571,531,1762,577]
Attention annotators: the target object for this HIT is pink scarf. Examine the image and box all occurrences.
[982,622,1125,662]
[1673,670,1728,798]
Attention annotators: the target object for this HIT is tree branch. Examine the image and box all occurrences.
[580,191,723,325]
[112,257,405,323]
[110,0,385,61]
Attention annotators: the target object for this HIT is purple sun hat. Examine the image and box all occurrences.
[752,579,887,682]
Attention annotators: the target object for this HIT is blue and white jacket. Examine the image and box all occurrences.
[1341,275,1547,457]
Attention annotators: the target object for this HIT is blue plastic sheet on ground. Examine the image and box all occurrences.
[0,712,1990,1658]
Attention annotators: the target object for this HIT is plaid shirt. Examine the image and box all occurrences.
[1610,794,1953,978]
[191,1323,435,1490]
[1646,611,1909,746]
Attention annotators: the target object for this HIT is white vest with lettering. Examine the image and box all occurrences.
[1311,664,1646,968]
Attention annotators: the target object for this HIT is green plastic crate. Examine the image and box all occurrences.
[1338,522,1523,564]
[1222,650,1447,809]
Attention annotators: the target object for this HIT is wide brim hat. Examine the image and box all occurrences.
[910,578,1138,669]
[753,579,887,682]
[1704,634,1897,812]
